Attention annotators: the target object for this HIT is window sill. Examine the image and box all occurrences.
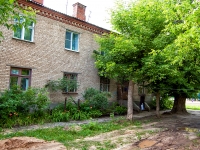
[12,37,35,44]
[64,48,79,53]
[62,92,78,94]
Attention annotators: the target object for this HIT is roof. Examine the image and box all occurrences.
[17,0,110,35]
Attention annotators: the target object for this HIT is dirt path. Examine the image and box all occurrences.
[0,110,200,150]
[121,110,200,150]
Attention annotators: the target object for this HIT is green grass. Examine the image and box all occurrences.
[0,119,142,149]
[186,104,200,110]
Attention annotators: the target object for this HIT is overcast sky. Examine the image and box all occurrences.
[44,0,117,30]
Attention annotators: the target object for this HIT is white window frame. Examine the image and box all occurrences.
[13,18,34,42]
[65,30,79,52]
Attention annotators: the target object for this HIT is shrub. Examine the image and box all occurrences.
[82,88,110,110]
[0,86,50,127]
[114,106,127,115]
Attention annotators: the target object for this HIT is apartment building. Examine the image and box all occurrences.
[0,0,152,106]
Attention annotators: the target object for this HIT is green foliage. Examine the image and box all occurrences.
[88,110,103,118]
[45,77,78,92]
[150,96,173,110]
[0,0,36,41]
[95,0,200,113]
[82,121,102,131]
[50,108,70,122]
[0,119,138,149]
[114,106,127,115]
[82,88,110,110]
[0,86,49,118]
[82,88,99,100]
[0,86,50,127]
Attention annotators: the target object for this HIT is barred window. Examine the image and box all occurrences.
[100,77,110,92]
[63,73,78,93]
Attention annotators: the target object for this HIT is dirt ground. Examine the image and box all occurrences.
[0,110,200,150]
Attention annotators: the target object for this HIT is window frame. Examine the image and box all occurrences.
[10,67,32,90]
[100,76,110,92]
[13,17,35,42]
[63,72,78,93]
[65,30,79,52]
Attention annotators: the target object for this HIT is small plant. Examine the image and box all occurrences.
[114,106,127,115]
[88,110,102,118]
[110,112,115,119]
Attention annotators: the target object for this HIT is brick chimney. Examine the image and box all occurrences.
[72,2,86,21]
[32,0,44,5]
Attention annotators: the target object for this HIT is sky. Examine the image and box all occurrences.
[44,0,117,30]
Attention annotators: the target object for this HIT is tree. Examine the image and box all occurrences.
[136,0,200,114]
[0,0,36,41]
[155,0,200,114]
[94,0,200,117]
[94,0,166,120]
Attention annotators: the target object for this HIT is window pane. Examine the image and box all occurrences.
[65,32,71,49]
[21,78,29,90]
[10,76,18,88]
[24,28,32,41]
[65,40,71,49]
[21,69,30,75]
[66,32,71,40]
[14,27,22,39]
[63,73,78,92]
[72,33,78,51]
[11,69,19,75]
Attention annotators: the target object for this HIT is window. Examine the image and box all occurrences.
[13,17,34,42]
[10,67,31,90]
[100,77,110,92]
[65,31,79,51]
[63,73,78,93]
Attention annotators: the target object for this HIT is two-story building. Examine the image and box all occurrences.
[0,0,152,107]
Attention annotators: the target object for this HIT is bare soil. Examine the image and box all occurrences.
[0,136,66,150]
[0,110,200,150]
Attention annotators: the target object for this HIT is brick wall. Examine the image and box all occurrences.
[0,14,117,103]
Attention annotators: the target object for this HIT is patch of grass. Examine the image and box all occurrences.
[0,119,142,149]
[103,140,117,149]
[135,131,147,140]
[197,132,200,137]
[133,120,142,127]
[186,104,200,110]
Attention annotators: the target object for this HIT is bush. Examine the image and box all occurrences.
[82,88,110,111]
[114,106,127,115]
[150,96,173,110]
[0,86,50,127]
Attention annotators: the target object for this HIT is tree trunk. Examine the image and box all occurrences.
[171,95,188,114]
[127,80,134,121]
[156,92,160,118]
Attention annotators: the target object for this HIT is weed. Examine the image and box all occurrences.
[133,121,142,127]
